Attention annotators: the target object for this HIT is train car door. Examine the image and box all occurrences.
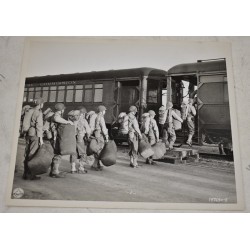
[117,80,140,113]
[197,73,230,145]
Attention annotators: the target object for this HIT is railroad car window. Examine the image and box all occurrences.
[57,86,65,102]
[66,85,74,102]
[84,88,93,102]
[42,87,49,102]
[28,87,35,102]
[35,87,42,99]
[147,81,158,103]
[94,84,103,102]
[75,85,84,102]
[49,86,57,102]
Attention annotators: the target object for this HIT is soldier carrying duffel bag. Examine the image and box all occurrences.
[127,106,142,168]
[49,103,74,178]
[89,105,109,171]
[23,98,45,180]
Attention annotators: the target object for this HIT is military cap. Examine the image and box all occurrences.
[148,110,156,116]
[97,105,107,112]
[129,105,137,112]
[55,103,65,111]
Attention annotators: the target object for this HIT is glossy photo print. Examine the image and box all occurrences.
[6,37,244,210]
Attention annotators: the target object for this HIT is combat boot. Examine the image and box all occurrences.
[71,162,77,174]
[78,161,88,174]
[50,163,65,178]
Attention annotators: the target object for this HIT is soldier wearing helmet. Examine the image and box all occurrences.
[49,103,74,178]
[181,98,196,146]
[141,110,159,164]
[23,98,45,180]
[69,108,91,174]
[90,105,109,171]
[162,101,183,150]
[127,105,142,168]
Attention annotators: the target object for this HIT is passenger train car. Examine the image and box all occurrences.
[23,67,167,129]
[22,60,232,155]
[167,59,232,155]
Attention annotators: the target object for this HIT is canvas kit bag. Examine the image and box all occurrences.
[28,142,54,176]
[99,140,117,166]
[57,124,76,155]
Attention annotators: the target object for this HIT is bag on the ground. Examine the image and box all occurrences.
[99,140,117,166]
[57,124,76,155]
[173,109,182,131]
[138,134,154,159]
[22,108,34,132]
[152,142,166,159]
[28,142,54,175]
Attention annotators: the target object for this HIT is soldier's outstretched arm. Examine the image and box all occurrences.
[172,110,183,123]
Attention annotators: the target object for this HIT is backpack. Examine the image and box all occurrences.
[87,111,97,133]
[22,108,35,133]
[117,112,129,135]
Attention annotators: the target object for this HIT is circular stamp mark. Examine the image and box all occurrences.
[12,188,24,199]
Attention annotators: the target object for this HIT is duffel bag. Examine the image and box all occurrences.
[99,140,117,166]
[152,142,166,159]
[86,138,99,156]
[138,134,154,159]
[28,142,54,176]
[57,124,76,155]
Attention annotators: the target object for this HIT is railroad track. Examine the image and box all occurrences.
[199,152,234,162]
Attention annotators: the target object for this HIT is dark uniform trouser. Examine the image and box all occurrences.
[92,130,105,169]
[128,132,139,164]
[24,135,39,176]
[51,138,62,175]
[70,136,87,164]
[187,119,195,136]
[146,132,156,163]
[162,127,176,148]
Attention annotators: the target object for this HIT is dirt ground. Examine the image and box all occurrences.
[11,139,236,203]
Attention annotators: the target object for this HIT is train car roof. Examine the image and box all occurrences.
[26,67,167,84]
[167,60,227,75]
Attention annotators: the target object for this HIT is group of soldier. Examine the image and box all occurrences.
[21,96,196,180]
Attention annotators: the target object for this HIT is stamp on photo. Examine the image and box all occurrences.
[12,188,24,199]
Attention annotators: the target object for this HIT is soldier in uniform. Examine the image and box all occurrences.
[91,105,109,171]
[50,103,73,178]
[69,109,91,174]
[141,110,159,164]
[182,98,196,146]
[127,106,142,168]
[23,98,44,180]
[162,102,183,150]
[158,105,167,138]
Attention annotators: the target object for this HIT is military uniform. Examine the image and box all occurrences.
[23,101,44,180]
[162,107,183,150]
[50,106,72,177]
[70,111,91,173]
[128,111,142,167]
[91,107,109,171]
[182,101,196,146]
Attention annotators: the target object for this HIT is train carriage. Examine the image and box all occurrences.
[23,67,167,133]
[166,59,233,155]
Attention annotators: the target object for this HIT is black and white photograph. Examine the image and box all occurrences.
[6,37,244,209]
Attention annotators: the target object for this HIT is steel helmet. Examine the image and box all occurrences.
[33,97,44,105]
[148,110,156,116]
[55,103,65,111]
[129,105,137,112]
[97,105,107,112]
[78,106,87,114]
[159,105,166,111]
[166,102,173,109]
